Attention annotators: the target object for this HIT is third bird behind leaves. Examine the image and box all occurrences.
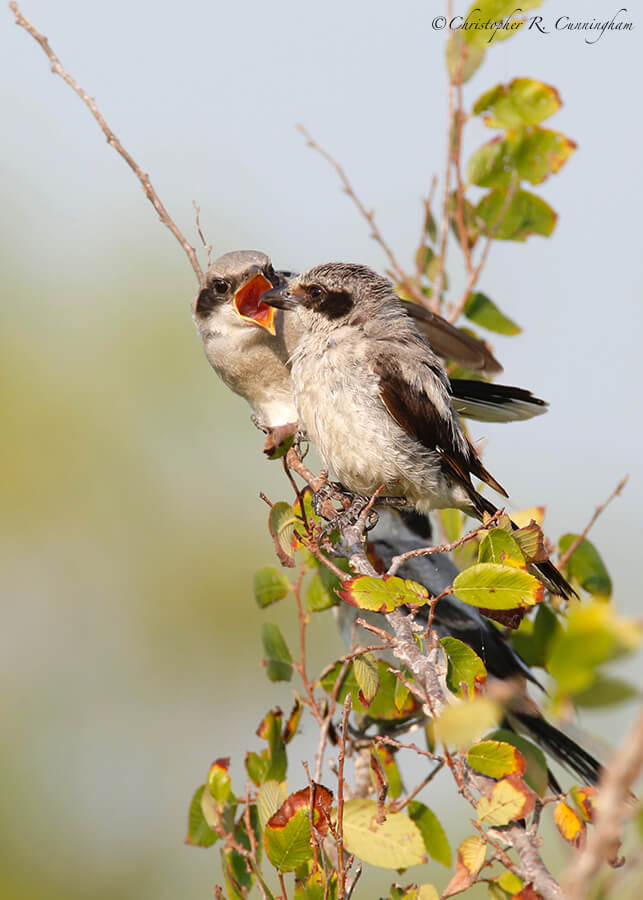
[262,262,574,599]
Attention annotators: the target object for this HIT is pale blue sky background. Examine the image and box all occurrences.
[2,2,642,898]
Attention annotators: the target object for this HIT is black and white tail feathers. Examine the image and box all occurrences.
[450,379,548,423]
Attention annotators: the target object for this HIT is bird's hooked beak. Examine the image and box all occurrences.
[260,285,299,311]
[233,266,277,335]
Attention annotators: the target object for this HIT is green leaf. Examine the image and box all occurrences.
[295,870,337,900]
[476,188,557,241]
[486,730,549,797]
[342,798,426,869]
[573,675,639,708]
[440,636,487,698]
[474,79,561,128]
[257,780,288,829]
[408,800,452,866]
[510,603,561,668]
[245,750,269,786]
[453,562,543,610]
[372,745,404,800]
[558,534,612,599]
[415,244,436,276]
[464,292,521,336]
[257,708,288,783]
[185,785,218,847]
[446,30,485,83]
[269,501,297,567]
[478,528,525,563]
[338,575,428,613]
[467,740,526,779]
[436,697,501,747]
[262,623,293,682]
[461,0,544,47]
[254,566,291,608]
[264,808,314,871]
[320,659,419,721]
[306,572,338,611]
[353,653,380,705]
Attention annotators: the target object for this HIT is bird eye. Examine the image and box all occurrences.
[212,279,228,294]
[309,285,324,300]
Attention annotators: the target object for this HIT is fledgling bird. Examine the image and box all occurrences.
[262,262,573,599]
[191,251,547,434]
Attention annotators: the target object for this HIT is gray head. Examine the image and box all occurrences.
[192,250,280,336]
[262,262,397,328]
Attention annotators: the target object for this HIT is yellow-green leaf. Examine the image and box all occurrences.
[498,871,524,894]
[446,30,486,83]
[436,697,501,747]
[257,780,288,829]
[207,757,232,805]
[476,188,557,241]
[254,566,291,608]
[477,777,534,826]
[461,0,544,47]
[440,636,487,698]
[478,528,525,564]
[453,562,543,610]
[474,79,561,128]
[269,501,297,567]
[486,730,549,797]
[467,740,526,779]
[339,575,428,613]
[418,886,440,900]
[353,653,380,705]
[342,798,426,869]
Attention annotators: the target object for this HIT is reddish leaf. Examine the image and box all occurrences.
[267,784,334,836]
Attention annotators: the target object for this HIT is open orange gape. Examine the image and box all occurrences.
[233,273,277,334]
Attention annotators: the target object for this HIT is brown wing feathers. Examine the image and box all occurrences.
[374,356,507,501]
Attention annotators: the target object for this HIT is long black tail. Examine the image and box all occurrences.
[512,711,603,788]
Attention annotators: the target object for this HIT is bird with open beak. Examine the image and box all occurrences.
[192,250,547,446]
[262,262,574,599]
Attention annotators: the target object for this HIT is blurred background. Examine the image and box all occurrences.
[2,1,642,897]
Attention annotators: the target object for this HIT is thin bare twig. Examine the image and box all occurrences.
[558,475,629,570]
[387,508,504,575]
[562,705,643,900]
[415,175,439,282]
[431,0,456,314]
[297,124,429,309]
[448,179,519,323]
[336,694,352,900]
[193,202,213,269]
[10,2,204,283]
[389,760,445,812]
